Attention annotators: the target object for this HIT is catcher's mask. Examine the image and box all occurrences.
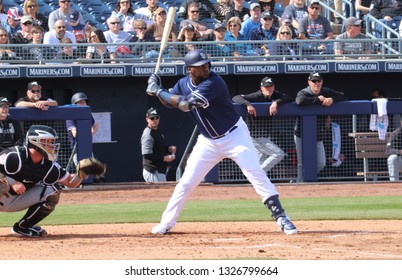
[26,125,60,161]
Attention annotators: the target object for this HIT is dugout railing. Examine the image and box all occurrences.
[200,100,402,183]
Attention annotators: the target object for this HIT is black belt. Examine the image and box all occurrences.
[214,126,238,140]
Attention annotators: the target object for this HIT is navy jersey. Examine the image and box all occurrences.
[66,115,95,149]
[0,146,68,195]
[171,71,240,139]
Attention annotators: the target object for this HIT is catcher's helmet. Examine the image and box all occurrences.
[71,92,88,104]
[184,49,210,67]
[26,125,60,161]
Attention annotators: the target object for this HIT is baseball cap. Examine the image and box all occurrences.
[21,15,33,24]
[308,72,322,81]
[27,81,42,90]
[344,16,362,27]
[261,77,274,86]
[282,14,292,23]
[261,11,273,20]
[214,22,226,30]
[7,7,21,20]
[70,10,80,21]
[310,0,320,6]
[146,107,159,117]
[155,7,167,15]
[0,97,11,106]
[250,2,261,10]
[183,23,195,30]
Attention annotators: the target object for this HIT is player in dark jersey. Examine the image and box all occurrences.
[146,49,297,235]
[0,97,23,151]
[0,125,86,237]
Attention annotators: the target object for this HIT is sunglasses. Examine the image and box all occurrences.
[229,24,238,27]
[310,6,320,10]
[280,32,290,35]
[56,26,66,29]
[310,80,322,83]
[216,29,226,33]
[0,104,9,109]
[136,27,147,30]
[109,22,120,25]
[31,90,41,93]
[149,116,159,120]
[190,10,199,13]
[22,22,33,25]
[27,5,37,8]
[0,34,7,37]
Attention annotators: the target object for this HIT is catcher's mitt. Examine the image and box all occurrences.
[77,158,106,179]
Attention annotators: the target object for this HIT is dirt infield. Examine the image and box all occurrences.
[1,182,402,260]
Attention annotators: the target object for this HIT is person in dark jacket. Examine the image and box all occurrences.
[141,107,176,182]
[294,72,347,182]
[232,77,292,172]
[0,97,23,151]
[386,120,402,181]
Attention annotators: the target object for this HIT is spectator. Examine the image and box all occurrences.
[103,16,133,60]
[146,7,177,42]
[56,37,79,61]
[225,16,248,56]
[250,11,277,56]
[370,88,386,99]
[48,0,85,33]
[356,0,372,18]
[25,25,48,61]
[293,72,346,183]
[15,81,58,110]
[386,119,402,181]
[281,13,297,38]
[232,77,292,172]
[86,28,115,62]
[298,0,333,57]
[141,107,176,182]
[177,0,215,21]
[176,23,200,57]
[370,0,402,38]
[66,92,99,169]
[0,26,19,60]
[204,22,231,59]
[0,97,23,151]
[259,0,280,28]
[112,0,136,32]
[12,15,33,44]
[269,25,298,60]
[129,19,157,60]
[135,0,159,26]
[240,2,262,39]
[225,0,250,23]
[0,1,7,24]
[213,0,232,23]
[282,0,308,33]
[43,19,76,58]
[22,0,48,32]
[334,16,372,59]
[179,2,214,41]
[2,7,21,36]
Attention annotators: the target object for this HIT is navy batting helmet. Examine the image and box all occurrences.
[71,92,88,104]
[184,49,210,67]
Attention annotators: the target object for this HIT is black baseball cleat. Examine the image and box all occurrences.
[11,223,47,238]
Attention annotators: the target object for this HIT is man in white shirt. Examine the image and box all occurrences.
[48,0,85,31]
[103,16,133,54]
[44,19,76,44]
[135,0,159,26]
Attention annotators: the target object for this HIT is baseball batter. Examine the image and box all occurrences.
[146,49,297,235]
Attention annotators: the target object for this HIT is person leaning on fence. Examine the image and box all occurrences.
[297,0,333,57]
[22,0,48,32]
[0,26,19,60]
[141,107,176,183]
[66,92,99,169]
[0,97,23,151]
[386,120,402,181]
[232,77,292,173]
[15,81,58,110]
[293,72,347,183]
[334,17,372,60]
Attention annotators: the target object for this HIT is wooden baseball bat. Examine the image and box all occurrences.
[154,6,176,74]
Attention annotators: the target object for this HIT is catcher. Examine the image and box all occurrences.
[0,125,105,237]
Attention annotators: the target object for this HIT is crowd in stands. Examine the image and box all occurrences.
[0,0,401,63]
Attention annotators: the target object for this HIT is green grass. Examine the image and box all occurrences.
[0,196,401,227]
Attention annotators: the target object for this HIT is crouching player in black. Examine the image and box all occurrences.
[0,125,87,237]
